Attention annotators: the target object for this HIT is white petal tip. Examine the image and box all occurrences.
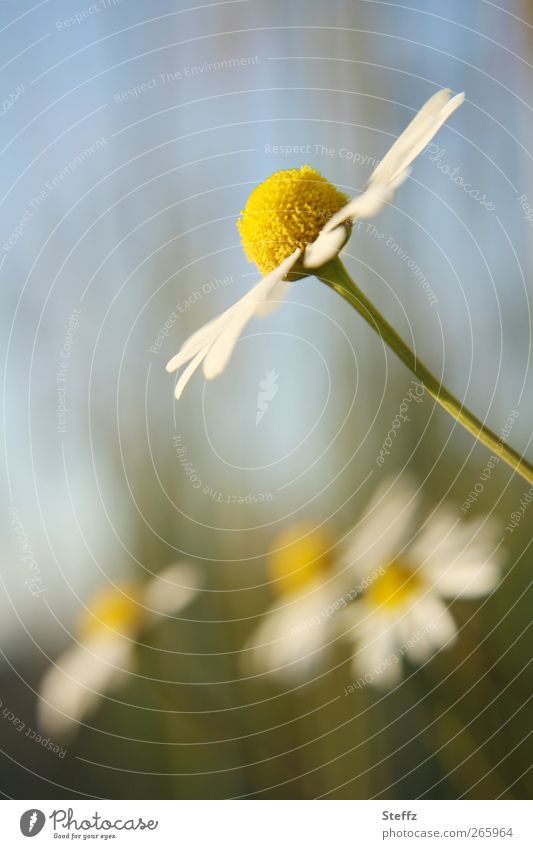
[203,362,223,381]
[448,91,465,111]
[145,562,202,616]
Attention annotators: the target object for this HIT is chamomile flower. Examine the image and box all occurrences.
[341,479,502,687]
[167,88,464,398]
[241,523,350,682]
[37,563,200,738]
[242,479,501,687]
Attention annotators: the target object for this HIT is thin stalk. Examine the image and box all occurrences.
[317,257,533,486]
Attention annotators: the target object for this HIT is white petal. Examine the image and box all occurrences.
[351,613,402,687]
[412,508,497,563]
[143,561,202,619]
[398,607,434,663]
[371,89,464,186]
[202,249,300,380]
[401,594,456,662]
[339,476,420,581]
[253,276,292,317]
[37,634,134,739]
[241,578,340,681]
[409,507,460,561]
[369,647,403,687]
[166,284,268,374]
[303,224,351,268]
[409,594,457,650]
[252,248,302,318]
[426,603,458,649]
[165,309,231,374]
[167,249,300,389]
[201,287,266,380]
[412,509,502,598]
[174,344,210,399]
[322,182,399,233]
[425,559,500,599]
[322,89,464,233]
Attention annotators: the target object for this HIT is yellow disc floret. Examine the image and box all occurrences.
[237,165,349,274]
[366,560,422,610]
[80,584,144,639]
[268,523,335,595]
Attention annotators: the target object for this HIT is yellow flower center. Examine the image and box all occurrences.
[237,165,350,274]
[79,584,144,639]
[268,523,335,595]
[366,560,423,610]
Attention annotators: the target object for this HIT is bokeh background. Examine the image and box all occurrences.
[0,0,532,799]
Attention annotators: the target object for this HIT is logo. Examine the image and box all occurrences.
[256,368,279,425]
[20,809,45,837]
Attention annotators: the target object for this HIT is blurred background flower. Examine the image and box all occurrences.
[338,478,502,688]
[242,478,502,690]
[37,562,200,739]
[241,522,343,680]
[0,0,532,800]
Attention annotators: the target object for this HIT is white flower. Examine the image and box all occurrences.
[167,88,464,398]
[37,563,201,739]
[241,479,502,687]
[242,576,347,683]
[341,479,502,688]
[241,524,350,682]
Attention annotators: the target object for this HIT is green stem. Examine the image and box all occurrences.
[317,257,533,486]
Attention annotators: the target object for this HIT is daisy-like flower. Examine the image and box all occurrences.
[241,522,352,682]
[37,563,200,739]
[241,479,501,687]
[166,88,464,398]
[164,89,533,488]
[340,479,502,688]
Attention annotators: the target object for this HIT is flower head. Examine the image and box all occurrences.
[167,88,464,398]
[237,164,350,274]
[37,563,201,739]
